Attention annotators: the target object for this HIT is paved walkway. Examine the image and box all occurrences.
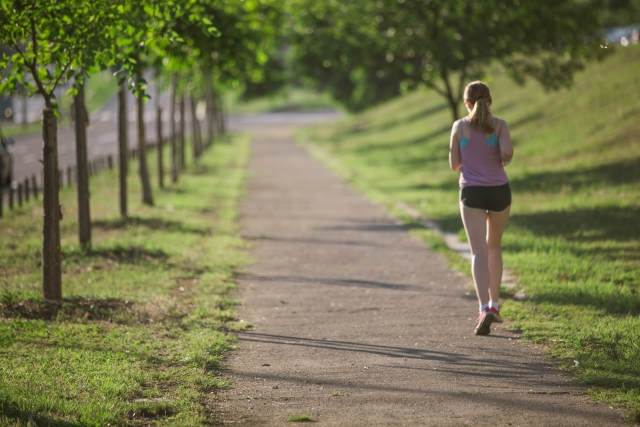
[217,126,624,426]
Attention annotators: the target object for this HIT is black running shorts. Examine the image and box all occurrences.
[460,183,511,212]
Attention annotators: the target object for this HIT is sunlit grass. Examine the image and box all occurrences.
[300,45,640,419]
[226,86,340,114]
[0,134,251,425]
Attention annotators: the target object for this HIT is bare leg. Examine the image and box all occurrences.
[460,203,490,307]
[487,207,510,305]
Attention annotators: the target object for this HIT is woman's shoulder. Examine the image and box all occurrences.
[453,117,469,128]
[493,116,508,127]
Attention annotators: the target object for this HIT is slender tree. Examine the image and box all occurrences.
[117,82,128,217]
[169,73,178,183]
[179,93,185,169]
[135,70,153,206]
[190,95,199,159]
[156,103,164,188]
[0,0,114,300]
[73,80,91,248]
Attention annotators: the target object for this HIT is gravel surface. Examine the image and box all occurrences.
[216,126,624,426]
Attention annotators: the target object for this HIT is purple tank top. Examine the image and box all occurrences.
[458,118,509,187]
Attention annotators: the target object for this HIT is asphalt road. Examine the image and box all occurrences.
[6,89,341,187]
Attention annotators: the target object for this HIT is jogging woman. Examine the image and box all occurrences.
[448,81,514,336]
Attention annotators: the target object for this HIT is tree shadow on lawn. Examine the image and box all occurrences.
[61,244,170,265]
[350,125,451,156]
[509,205,640,244]
[0,295,140,322]
[93,216,212,236]
[0,402,78,427]
[510,158,640,194]
[346,103,448,136]
[506,205,640,315]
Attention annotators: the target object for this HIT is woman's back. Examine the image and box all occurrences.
[458,118,509,187]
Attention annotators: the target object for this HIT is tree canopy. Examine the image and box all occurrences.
[289,0,606,119]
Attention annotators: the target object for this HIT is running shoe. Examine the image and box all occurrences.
[474,307,495,336]
[489,307,504,323]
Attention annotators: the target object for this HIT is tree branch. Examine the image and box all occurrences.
[440,67,455,103]
[457,69,468,102]
[51,57,73,92]
[21,15,50,106]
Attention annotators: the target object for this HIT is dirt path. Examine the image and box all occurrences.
[216,126,624,426]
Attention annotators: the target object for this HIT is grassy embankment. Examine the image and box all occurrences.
[0,135,251,425]
[300,46,640,420]
[225,87,338,114]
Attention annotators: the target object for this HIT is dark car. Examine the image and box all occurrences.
[0,130,14,189]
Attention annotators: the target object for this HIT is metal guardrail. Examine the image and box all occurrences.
[0,138,165,217]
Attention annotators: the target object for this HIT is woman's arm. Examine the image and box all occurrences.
[449,120,462,171]
[497,119,514,166]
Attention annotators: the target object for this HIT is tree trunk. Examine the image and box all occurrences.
[22,95,28,127]
[74,80,91,249]
[170,73,178,183]
[205,74,214,148]
[190,96,199,160]
[448,98,460,122]
[179,94,185,168]
[156,105,164,188]
[136,73,154,206]
[42,107,62,301]
[210,89,218,140]
[440,68,460,122]
[196,112,203,155]
[118,83,128,217]
[217,95,225,135]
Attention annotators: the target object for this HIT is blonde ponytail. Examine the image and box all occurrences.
[464,81,494,134]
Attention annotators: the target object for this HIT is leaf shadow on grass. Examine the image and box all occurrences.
[350,125,451,157]
[93,216,212,236]
[61,244,169,265]
[0,296,138,322]
[366,102,448,133]
[509,205,640,244]
[503,111,544,132]
[0,402,78,427]
[510,158,640,194]
[506,206,640,315]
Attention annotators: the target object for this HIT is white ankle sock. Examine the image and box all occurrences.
[490,302,500,311]
[480,303,489,312]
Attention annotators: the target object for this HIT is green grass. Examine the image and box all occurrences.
[226,87,339,114]
[288,414,313,422]
[0,134,251,425]
[299,45,640,420]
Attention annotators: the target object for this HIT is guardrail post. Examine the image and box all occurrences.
[9,185,14,210]
[32,174,38,199]
[24,178,30,202]
[17,183,23,207]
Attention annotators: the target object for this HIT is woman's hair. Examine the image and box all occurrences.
[463,81,494,134]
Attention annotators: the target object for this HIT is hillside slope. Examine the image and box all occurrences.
[303,45,640,419]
